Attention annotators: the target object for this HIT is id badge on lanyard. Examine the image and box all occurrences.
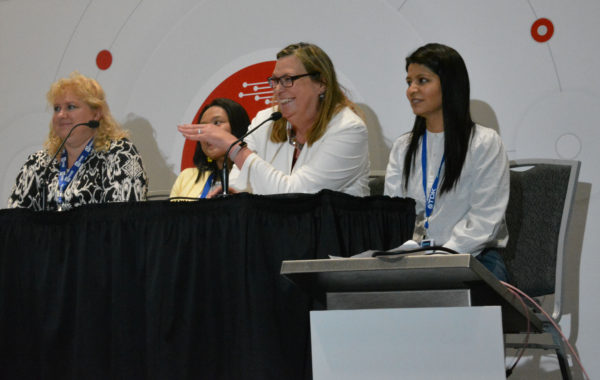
[421,132,445,238]
[57,138,94,210]
[199,172,216,199]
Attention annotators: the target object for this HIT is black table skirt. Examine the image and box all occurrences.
[0,190,415,380]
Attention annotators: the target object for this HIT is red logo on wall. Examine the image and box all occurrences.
[531,18,554,43]
[180,61,276,170]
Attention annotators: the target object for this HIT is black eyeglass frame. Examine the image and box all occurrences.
[267,72,318,88]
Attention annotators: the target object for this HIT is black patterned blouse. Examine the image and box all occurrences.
[7,138,148,211]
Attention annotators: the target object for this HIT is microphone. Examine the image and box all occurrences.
[221,111,283,196]
[87,120,100,129]
[40,120,100,210]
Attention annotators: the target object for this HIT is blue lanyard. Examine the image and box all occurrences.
[421,132,445,230]
[58,138,94,206]
[199,172,216,199]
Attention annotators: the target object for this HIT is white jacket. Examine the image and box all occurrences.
[231,107,370,196]
[384,125,509,255]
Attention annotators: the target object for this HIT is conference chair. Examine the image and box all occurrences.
[501,159,581,379]
[147,189,171,200]
[368,171,386,196]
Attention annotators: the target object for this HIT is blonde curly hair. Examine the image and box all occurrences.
[45,71,128,156]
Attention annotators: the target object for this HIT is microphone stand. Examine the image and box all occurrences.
[220,112,282,196]
[40,120,100,211]
[221,140,244,196]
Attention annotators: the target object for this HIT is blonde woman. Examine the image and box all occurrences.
[8,71,148,211]
[179,42,370,196]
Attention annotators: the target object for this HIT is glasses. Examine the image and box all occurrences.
[267,72,318,88]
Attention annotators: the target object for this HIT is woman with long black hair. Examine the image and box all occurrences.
[170,98,249,199]
[384,43,510,281]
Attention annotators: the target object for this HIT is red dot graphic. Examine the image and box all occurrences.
[96,50,113,70]
[531,18,554,43]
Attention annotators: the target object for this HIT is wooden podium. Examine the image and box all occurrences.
[281,254,543,379]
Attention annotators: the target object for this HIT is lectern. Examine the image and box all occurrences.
[281,253,542,333]
[281,254,544,379]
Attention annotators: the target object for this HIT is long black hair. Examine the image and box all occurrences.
[192,98,250,182]
[403,43,475,194]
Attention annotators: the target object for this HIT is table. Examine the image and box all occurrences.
[0,190,415,379]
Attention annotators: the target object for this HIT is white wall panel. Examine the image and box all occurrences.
[0,1,597,377]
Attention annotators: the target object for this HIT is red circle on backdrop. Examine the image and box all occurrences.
[96,50,113,70]
[531,18,554,43]
[180,60,276,170]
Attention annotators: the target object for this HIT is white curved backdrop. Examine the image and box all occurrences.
[1,1,598,378]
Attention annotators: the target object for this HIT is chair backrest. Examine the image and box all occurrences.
[368,175,385,196]
[501,159,580,321]
[146,190,171,200]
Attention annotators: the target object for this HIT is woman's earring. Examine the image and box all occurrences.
[319,93,325,100]
[207,157,213,163]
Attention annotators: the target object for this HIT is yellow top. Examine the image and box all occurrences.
[170,168,213,199]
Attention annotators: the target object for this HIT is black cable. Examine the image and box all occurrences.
[372,245,460,257]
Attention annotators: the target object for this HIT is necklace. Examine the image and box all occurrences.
[286,123,304,152]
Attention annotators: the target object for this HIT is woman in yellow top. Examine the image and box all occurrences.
[170,98,250,199]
